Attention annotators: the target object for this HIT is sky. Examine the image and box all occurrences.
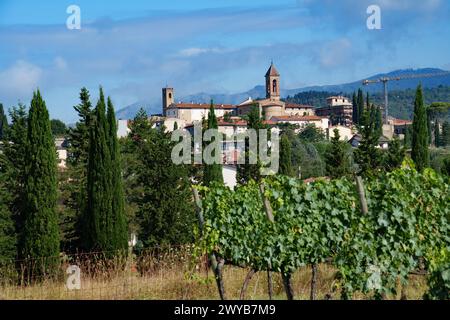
[0,0,449,122]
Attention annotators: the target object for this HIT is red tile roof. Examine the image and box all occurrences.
[169,103,235,110]
[392,118,412,125]
[285,102,314,109]
[271,115,324,122]
[265,63,280,77]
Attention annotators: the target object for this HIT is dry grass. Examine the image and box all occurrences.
[0,262,428,300]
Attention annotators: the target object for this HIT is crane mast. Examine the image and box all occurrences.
[362,71,450,124]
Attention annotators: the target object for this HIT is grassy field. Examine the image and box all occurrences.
[0,262,428,300]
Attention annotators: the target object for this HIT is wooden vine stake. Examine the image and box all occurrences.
[192,187,226,300]
[354,175,368,215]
[259,182,294,300]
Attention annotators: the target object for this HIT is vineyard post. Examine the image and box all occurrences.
[259,182,277,300]
[192,187,227,300]
[240,269,256,300]
[355,175,368,215]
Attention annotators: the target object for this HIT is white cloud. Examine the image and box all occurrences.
[318,38,352,68]
[0,60,43,98]
[54,56,68,70]
[177,47,226,57]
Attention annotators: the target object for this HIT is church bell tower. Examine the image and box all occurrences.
[265,62,280,101]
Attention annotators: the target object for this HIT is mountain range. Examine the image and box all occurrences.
[116,68,450,120]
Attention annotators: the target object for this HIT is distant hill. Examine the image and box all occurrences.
[116,68,450,119]
[286,86,450,120]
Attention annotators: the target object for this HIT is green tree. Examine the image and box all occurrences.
[279,133,295,177]
[203,101,223,186]
[83,87,113,252]
[106,97,128,251]
[21,90,60,276]
[63,88,93,252]
[0,157,16,266]
[298,124,325,143]
[357,89,364,126]
[2,104,28,247]
[237,105,267,184]
[434,120,441,147]
[411,85,430,172]
[441,121,450,147]
[50,119,67,136]
[352,92,358,125]
[354,108,383,175]
[325,129,351,178]
[136,127,195,246]
[0,103,8,139]
[383,138,405,171]
[120,108,153,234]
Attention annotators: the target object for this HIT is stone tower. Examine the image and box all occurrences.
[162,87,174,116]
[265,62,280,101]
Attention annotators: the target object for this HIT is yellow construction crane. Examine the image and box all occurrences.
[362,71,450,124]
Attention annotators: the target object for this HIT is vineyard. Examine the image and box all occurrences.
[195,163,450,300]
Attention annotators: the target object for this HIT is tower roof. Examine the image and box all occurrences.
[265,63,280,77]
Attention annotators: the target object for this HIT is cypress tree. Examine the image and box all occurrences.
[0,103,8,139]
[354,108,383,175]
[325,129,351,178]
[21,90,60,277]
[203,101,223,186]
[106,97,128,251]
[2,104,28,248]
[83,87,113,252]
[357,89,364,125]
[352,92,358,125]
[63,88,93,252]
[0,157,16,266]
[411,85,429,172]
[279,133,295,177]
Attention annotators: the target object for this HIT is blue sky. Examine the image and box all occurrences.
[0,0,449,122]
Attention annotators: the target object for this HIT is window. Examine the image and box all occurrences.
[169,93,172,99]
[272,79,277,94]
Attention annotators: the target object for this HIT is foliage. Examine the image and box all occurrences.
[50,119,67,137]
[237,105,267,184]
[382,138,405,171]
[21,90,60,276]
[62,87,93,252]
[197,166,450,298]
[134,124,196,247]
[298,124,325,143]
[279,133,295,177]
[0,156,16,265]
[0,103,8,139]
[354,108,383,176]
[203,101,223,186]
[325,129,352,178]
[411,85,430,172]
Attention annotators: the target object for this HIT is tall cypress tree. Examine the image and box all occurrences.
[357,89,364,126]
[0,103,8,139]
[352,92,358,125]
[63,88,93,252]
[106,97,128,251]
[203,101,223,186]
[21,90,60,277]
[0,156,16,266]
[279,133,294,177]
[411,85,429,172]
[83,87,113,252]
